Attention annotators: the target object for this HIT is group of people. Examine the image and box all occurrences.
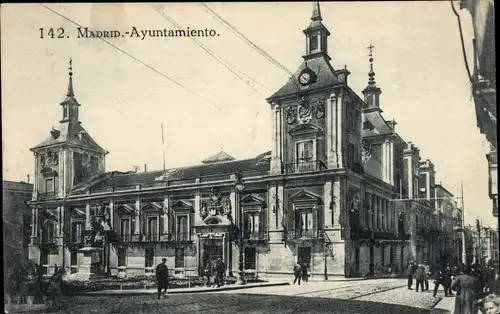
[203,257,227,288]
[405,260,500,314]
[292,263,309,285]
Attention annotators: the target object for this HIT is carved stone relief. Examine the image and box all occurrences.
[40,151,59,168]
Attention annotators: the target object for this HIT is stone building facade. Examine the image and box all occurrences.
[28,2,448,279]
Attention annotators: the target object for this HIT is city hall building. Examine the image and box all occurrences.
[28,3,440,279]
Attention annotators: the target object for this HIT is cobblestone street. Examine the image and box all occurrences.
[7,278,450,314]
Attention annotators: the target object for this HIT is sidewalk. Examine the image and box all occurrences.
[306,274,405,282]
[431,296,455,314]
[80,280,290,296]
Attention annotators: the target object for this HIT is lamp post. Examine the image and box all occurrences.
[234,171,246,285]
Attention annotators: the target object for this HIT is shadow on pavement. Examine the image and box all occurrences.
[11,293,437,314]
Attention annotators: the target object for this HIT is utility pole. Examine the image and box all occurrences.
[461,181,467,265]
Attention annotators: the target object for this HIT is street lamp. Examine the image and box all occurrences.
[234,171,246,285]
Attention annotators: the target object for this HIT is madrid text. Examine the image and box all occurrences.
[76,26,219,40]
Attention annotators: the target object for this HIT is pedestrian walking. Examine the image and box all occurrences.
[415,264,425,292]
[479,294,500,314]
[443,265,453,296]
[301,263,309,283]
[433,267,451,298]
[406,261,417,290]
[45,267,64,307]
[214,258,226,288]
[293,263,302,285]
[155,258,169,299]
[423,261,430,291]
[451,266,482,314]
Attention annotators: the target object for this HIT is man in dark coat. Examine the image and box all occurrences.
[406,261,417,290]
[156,258,169,299]
[415,264,426,292]
[451,266,482,314]
[293,263,302,285]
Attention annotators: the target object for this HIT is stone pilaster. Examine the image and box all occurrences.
[33,152,38,200]
[135,197,141,234]
[270,104,283,175]
[327,92,341,169]
[109,199,114,228]
[85,203,91,230]
[31,207,37,238]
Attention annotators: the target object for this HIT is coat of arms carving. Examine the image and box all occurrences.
[297,96,312,124]
[314,100,325,119]
[286,106,296,124]
[40,151,59,168]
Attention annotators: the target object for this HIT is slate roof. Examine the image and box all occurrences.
[266,56,342,102]
[68,151,271,195]
[30,119,107,154]
[3,181,33,192]
[362,110,394,137]
[201,151,236,164]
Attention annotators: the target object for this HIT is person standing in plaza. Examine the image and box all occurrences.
[155,258,169,299]
[293,263,302,285]
[415,264,426,292]
[452,266,482,314]
[406,261,417,290]
[423,261,430,291]
[443,265,453,297]
[301,263,309,284]
[433,267,445,297]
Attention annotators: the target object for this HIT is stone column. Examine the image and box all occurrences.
[135,198,141,234]
[109,199,114,228]
[270,103,281,174]
[324,182,334,228]
[33,153,38,200]
[85,203,91,230]
[31,207,37,237]
[163,195,169,234]
[59,148,65,197]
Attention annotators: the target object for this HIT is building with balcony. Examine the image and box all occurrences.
[3,180,33,281]
[28,2,448,279]
[456,0,497,218]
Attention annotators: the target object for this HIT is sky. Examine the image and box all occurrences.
[1,2,493,226]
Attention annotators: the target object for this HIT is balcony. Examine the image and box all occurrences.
[244,230,268,242]
[118,233,132,242]
[66,234,84,244]
[283,229,320,241]
[284,160,327,174]
[176,231,191,242]
[145,233,160,242]
[37,191,57,200]
[41,236,56,245]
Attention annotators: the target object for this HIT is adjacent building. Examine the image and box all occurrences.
[3,180,33,279]
[28,2,453,279]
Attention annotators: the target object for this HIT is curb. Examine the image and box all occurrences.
[77,281,290,296]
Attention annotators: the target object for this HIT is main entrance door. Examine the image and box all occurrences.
[202,238,223,267]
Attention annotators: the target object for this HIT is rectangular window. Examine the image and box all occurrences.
[244,212,260,238]
[297,246,312,265]
[71,222,83,243]
[120,218,130,241]
[145,247,154,268]
[45,178,54,192]
[297,140,314,162]
[90,156,99,174]
[175,247,185,268]
[244,247,257,270]
[309,34,318,51]
[147,217,158,241]
[176,215,189,241]
[70,250,78,265]
[118,247,127,267]
[295,209,316,238]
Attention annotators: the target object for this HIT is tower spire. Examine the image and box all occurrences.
[311,1,322,21]
[67,58,74,97]
[362,42,382,110]
[367,43,376,86]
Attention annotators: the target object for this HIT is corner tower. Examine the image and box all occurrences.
[30,59,108,200]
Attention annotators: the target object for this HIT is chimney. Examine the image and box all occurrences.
[144,164,147,172]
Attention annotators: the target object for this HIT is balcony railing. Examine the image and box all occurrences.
[41,236,56,245]
[146,233,159,242]
[284,160,327,174]
[244,230,267,241]
[176,231,191,242]
[118,233,132,242]
[283,229,319,240]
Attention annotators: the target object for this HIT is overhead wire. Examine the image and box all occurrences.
[39,4,223,111]
[198,3,301,92]
[148,3,271,97]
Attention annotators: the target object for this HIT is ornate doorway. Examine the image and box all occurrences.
[202,238,224,265]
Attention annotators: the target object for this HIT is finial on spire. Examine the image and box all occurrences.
[66,58,74,97]
[311,2,322,21]
[367,42,376,86]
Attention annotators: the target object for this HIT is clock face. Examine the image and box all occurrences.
[299,72,311,85]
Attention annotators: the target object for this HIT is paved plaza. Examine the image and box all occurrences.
[6,278,455,314]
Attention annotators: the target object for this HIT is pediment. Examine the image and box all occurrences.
[141,202,163,212]
[115,204,135,215]
[240,194,267,209]
[289,124,322,137]
[290,190,323,206]
[70,208,86,218]
[171,200,194,211]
